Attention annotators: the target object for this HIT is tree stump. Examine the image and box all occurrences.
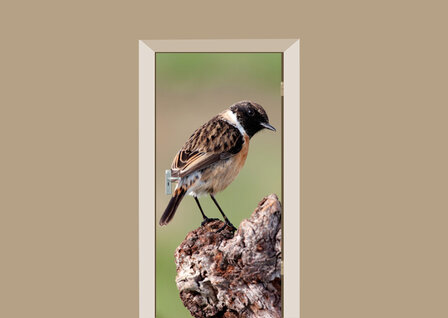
[174,194,282,318]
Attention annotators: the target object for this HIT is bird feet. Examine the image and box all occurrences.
[200,217,220,227]
[217,221,237,233]
[201,218,237,233]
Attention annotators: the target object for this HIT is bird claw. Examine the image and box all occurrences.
[200,217,237,233]
[201,217,219,227]
[217,222,237,233]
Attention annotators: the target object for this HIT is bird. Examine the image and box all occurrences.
[159,100,276,230]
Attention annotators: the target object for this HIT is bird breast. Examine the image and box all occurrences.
[186,134,249,196]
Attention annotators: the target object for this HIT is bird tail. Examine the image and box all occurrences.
[159,187,186,226]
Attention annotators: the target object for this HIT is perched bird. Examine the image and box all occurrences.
[159,100,276,230]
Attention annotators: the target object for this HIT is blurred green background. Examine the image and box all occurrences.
[155,53,282,318]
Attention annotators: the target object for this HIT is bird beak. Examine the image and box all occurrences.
[260,122,276,132]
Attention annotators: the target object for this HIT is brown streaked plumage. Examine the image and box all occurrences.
[171,117,244,178]
[159,100,276,230]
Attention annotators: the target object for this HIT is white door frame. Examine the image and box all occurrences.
[139,39,300,318]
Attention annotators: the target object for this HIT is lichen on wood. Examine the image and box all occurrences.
[174,194,282,318]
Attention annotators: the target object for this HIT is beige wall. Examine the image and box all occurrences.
[2,1,447,317]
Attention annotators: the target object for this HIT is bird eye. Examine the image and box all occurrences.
[247,108,254,116]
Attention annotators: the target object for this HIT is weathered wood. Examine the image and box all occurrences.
[175,194,282,318]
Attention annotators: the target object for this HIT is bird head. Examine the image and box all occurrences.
[230,100,276,138]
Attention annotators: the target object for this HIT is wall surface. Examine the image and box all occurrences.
[1,1,447,317]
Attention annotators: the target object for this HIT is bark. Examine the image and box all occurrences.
[175,194,282,318]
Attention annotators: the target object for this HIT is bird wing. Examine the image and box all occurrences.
[171,117,244,178]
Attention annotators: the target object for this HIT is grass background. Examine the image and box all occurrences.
[155,53,282,317]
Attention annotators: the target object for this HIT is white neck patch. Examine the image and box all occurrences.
[223,109,246,136]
